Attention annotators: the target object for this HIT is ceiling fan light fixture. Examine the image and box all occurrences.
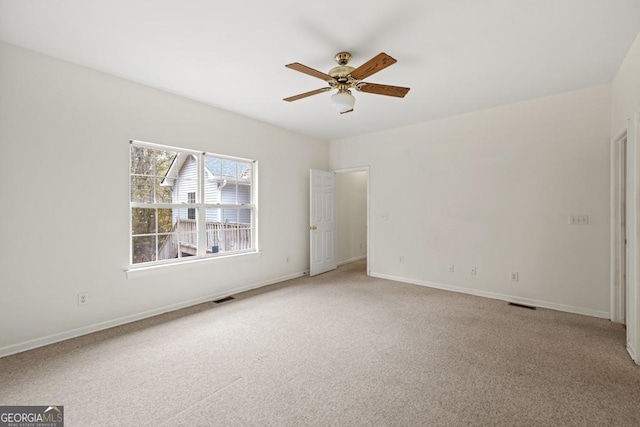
[331,90,355,114]
[284,52,409,112]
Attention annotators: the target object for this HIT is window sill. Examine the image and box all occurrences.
[125,250,262,279]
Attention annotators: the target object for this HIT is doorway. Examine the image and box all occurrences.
[335,167,370,275]
[611,109,640,364]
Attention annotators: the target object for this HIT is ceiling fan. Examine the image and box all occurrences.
[283,52,410,114]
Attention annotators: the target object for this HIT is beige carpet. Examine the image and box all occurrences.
[1,260,639,426]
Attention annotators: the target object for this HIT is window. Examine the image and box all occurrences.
[129,140,257,266]
[187,192,196,220]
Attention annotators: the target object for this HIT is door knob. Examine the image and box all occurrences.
[310,225,317,230]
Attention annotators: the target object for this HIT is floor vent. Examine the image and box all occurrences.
[214,296,235,304]
[509,302,536,310]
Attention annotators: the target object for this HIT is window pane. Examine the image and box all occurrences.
[174,207,195,223]
[173,178,198,203]
[178,231,198,253]
[236,207,252,225]
[130,146,154,175]
[155,178,173,203]
[187,192,196,219]
[222,159,236,179]
[204,157,222,204]
[205,208,220,223]
[155,149,177,176]
[158,234,178,261]
[157,209,174,233]
[132,235,156,264]
[220,183,237,205]
[205,209,221,253]
[204,157,222,177]
[203,157,252,205]
[205,210,252,253]
[238,184,251,205]
[238,162,251,181]
[131,176,154,203]
[223,209,239,224]
[204,181,219,204]
[132,208,156,235]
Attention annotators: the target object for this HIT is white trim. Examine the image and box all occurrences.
[197,153,206,256]
[130,139,200,155]
[0,270,306,358]
[126,250,261,279]
[370,272,610,319]
[252,160,259,254]
[610,127,628,323]
[130,139,255,163]
[627,109,640,364]
[334,166,371,276]
[334,166,369,174]
[628,343,638,363]
[338,255,367,266]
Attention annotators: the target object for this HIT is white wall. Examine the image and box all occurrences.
[0,42,328,356]
[336,171,367,265]
[330,85,612,317]
[612,32,640,133]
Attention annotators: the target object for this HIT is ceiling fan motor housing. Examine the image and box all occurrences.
[329,65,355,84]
[335,52,352,66]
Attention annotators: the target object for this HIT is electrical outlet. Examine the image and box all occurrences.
[569,215,589,225]
[399,256,405,264]
[511,272,519,282]
[78,292,89,306]
[286,256,290,263]
[471,266,477,275]
[448,264,455,273]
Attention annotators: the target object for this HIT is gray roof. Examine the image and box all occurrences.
[161,153,252,187]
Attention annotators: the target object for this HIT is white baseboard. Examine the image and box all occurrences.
[0,271,307,358]
[628,342,639,364]
[338,255,366,267]
[370,272,610,319]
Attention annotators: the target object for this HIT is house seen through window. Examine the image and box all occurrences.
[187,192,196,219]
[129,140,256,266]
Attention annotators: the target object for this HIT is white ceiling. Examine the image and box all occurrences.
[1,0,639,141]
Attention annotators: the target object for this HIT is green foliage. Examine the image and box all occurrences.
[130,146,177,264]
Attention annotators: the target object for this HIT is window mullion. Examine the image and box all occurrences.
[252,160,258,252]
[197,153,207,257]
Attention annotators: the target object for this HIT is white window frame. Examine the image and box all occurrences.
[129,139,258,268]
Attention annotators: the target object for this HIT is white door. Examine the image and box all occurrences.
[310,169,337,276]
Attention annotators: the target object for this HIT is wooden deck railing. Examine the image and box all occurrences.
[158,219,252,260]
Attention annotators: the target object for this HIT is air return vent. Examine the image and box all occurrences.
[508,302,536,310]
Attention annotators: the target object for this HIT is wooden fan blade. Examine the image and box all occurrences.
[283,87,332,102]
[350,53,397,80]
[285,63,335,82]
[356,83,410,98]
[340,109,354,115]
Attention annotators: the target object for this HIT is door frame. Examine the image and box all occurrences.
[334,166,370,276]
[612,109,640,364]
[611,127,627,324]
